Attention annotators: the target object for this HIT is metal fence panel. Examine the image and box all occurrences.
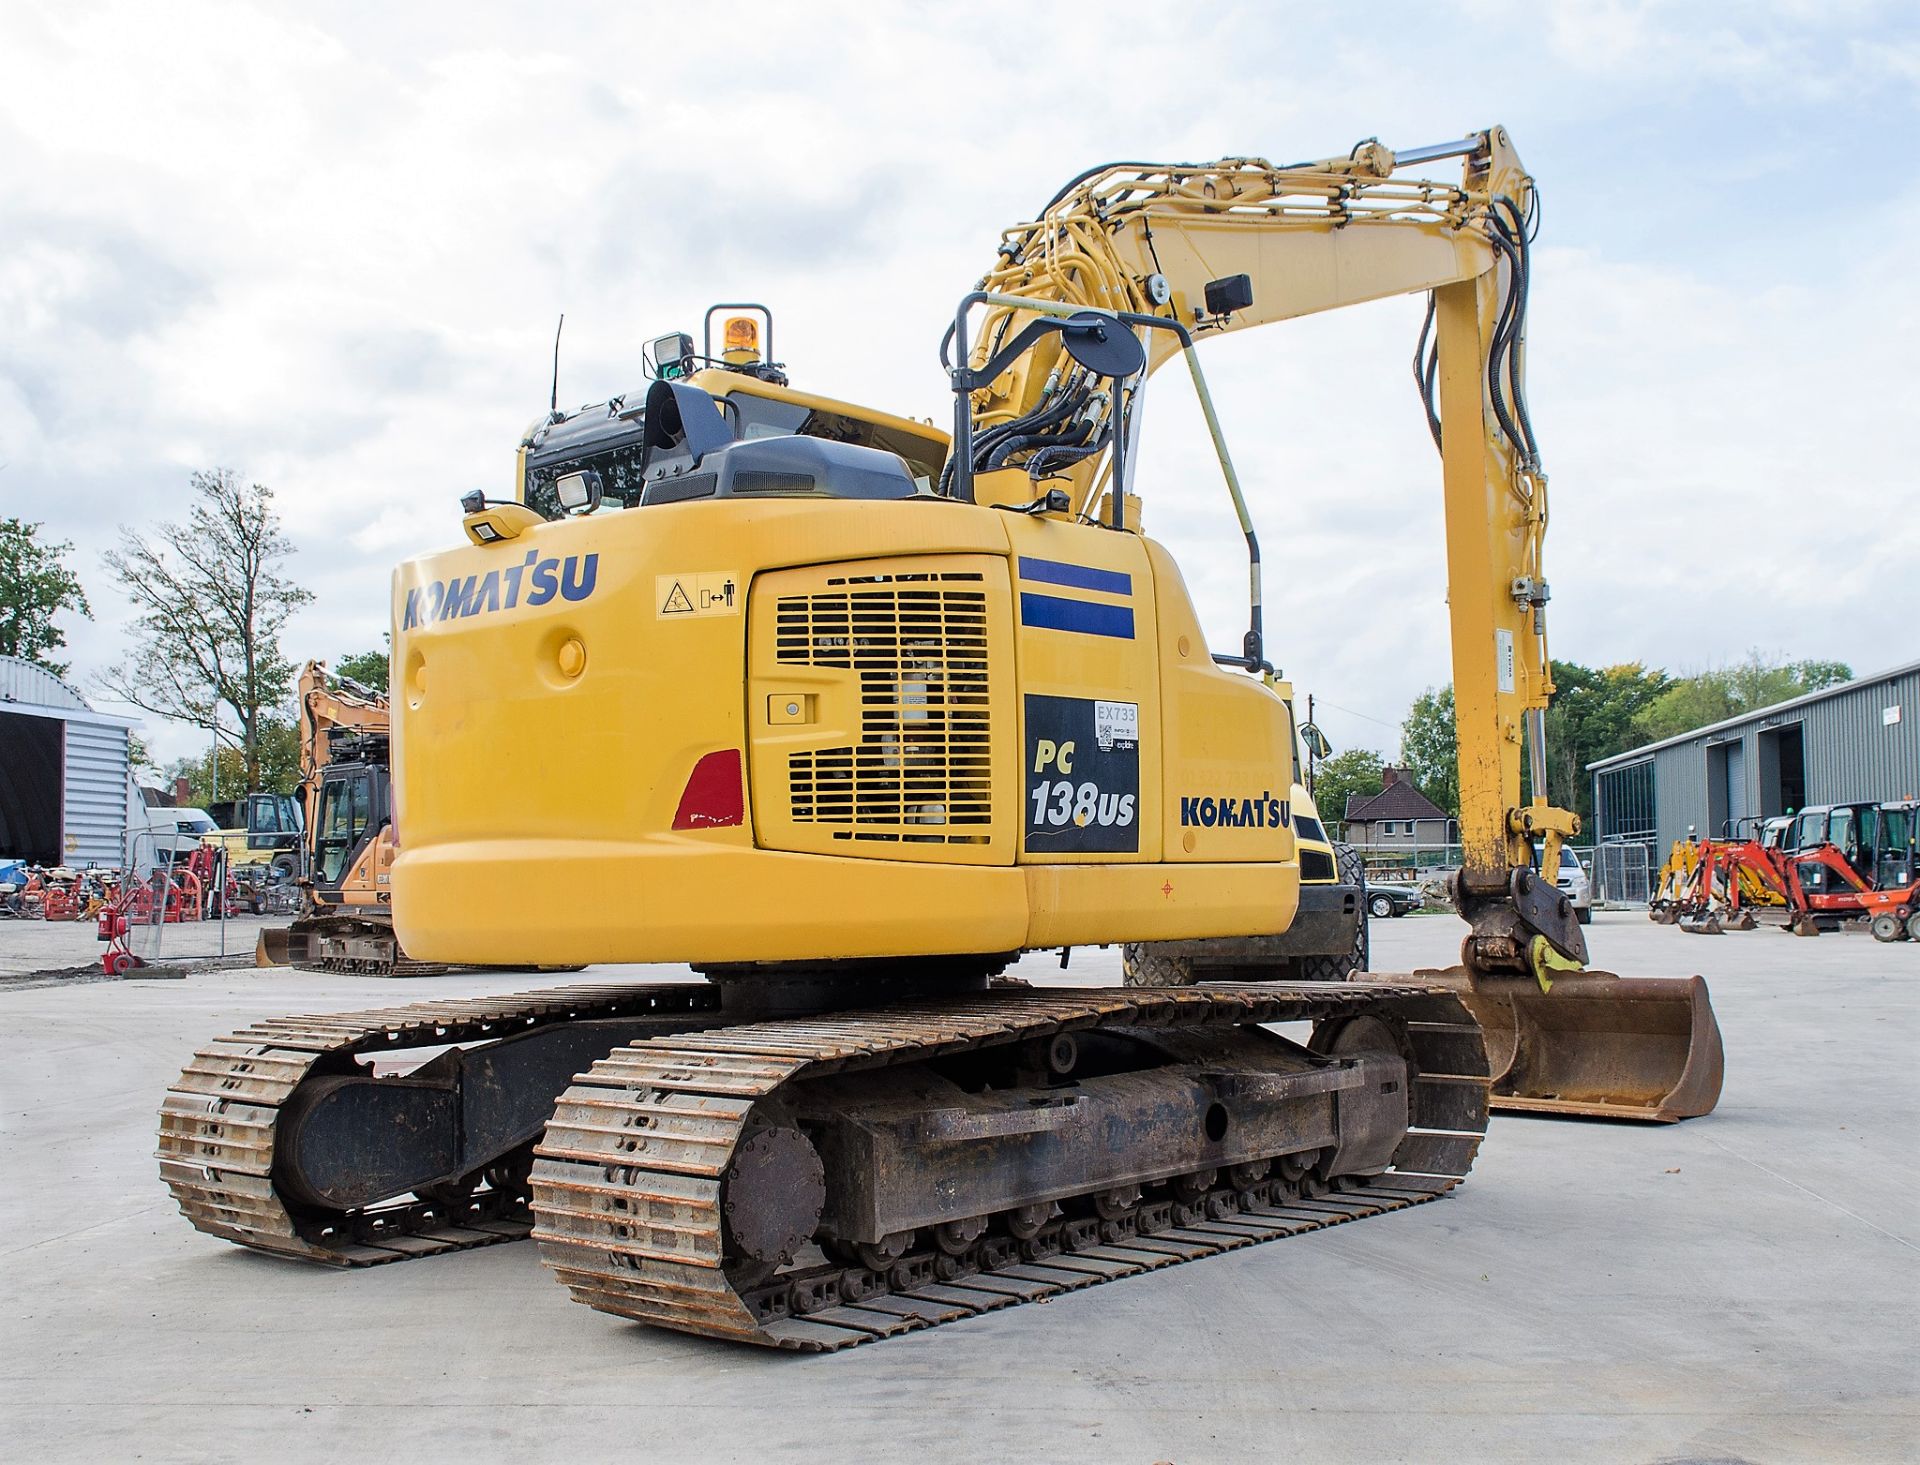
[1597,842,1651,905]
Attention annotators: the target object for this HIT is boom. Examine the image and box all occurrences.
[955,128,1578,979]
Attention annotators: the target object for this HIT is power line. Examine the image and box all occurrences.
[1315,699,1401,730]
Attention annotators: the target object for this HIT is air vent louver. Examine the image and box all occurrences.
[779,572,992,844]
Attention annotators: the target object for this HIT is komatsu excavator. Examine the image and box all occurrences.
[160,127,1723,1352]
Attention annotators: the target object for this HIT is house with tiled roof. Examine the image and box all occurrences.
[1342,767,1454,849]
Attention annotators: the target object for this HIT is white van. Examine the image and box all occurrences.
[132,807,218,865]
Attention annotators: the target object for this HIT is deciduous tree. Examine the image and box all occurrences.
[333,644,390,693]
[1400,686,1459,818]
[1313,748,1386,827]
[1633,652,1852,744]
[103,469,314,792]
[0,517,92,675]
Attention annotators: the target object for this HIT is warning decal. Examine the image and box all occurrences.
[656,572,740,619]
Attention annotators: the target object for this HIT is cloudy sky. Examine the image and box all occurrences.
[3,0,1916,768]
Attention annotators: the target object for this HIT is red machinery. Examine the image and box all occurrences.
[1668,801,1918,940]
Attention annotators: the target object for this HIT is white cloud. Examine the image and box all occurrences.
[1,0,1915,768]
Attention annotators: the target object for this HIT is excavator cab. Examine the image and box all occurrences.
[310,737,390,899]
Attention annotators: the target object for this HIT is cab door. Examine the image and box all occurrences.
[313,771,374,896]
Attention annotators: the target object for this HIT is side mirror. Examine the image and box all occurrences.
[1301,722,1334,760]
[1057,311,1145,380]
[555,469,603,515]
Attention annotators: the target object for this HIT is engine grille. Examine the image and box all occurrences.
[778,572,992,844]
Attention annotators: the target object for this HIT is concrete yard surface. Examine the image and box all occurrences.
[0,910,278,979]
[1,912,1914,1463]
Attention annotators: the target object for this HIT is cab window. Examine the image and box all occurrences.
[315,775,372,884]
[1828,808,1855,856]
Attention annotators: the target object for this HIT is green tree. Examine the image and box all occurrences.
[1313,748,1386,826]
[102,469,314,792]
[1400,686,1459,818]
[0,517,92,675]
[161,715,302,808]
[334,645,390,693]
[126,732,158,782]
[1540,660,1672,825]
[162,745,249,810]
[1403,664,1673,828]
[1633,652,1852,743]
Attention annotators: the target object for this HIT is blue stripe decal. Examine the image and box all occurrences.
[1020,592,1135,640]
[1018,556,1132,596]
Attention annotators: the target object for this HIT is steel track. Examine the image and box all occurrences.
[157,982,721,1263]
[532,981,1489,1350]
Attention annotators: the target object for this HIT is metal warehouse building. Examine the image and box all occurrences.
[0,655,142,868]
[1588,659,1920,868]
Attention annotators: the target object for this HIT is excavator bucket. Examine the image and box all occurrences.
[1392,969,1724,1123]
[255,925,293,966]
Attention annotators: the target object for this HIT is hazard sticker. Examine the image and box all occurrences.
[656,572,740,619]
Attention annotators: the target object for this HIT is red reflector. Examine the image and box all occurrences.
[673,749,745,829]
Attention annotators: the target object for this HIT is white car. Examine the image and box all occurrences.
[1553,843,1593,924]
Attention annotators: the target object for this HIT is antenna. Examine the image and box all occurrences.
[550,313,565,413]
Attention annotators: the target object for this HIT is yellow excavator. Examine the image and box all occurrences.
[161,127,1723,1351]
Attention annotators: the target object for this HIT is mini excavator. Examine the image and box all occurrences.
[161,127,1724,1351]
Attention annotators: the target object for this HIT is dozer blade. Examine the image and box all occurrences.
[255,926,293,966]
[1375,968,1724,1123]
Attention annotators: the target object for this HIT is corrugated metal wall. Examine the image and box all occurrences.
[0,656,137,869]
[61,719,132,867]
[1653,741,1707,849]
[1799,668,1920,806]
[1636,667,1920,852]
[0,656,90,709]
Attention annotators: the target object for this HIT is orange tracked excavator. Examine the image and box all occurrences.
[254,662,420,973]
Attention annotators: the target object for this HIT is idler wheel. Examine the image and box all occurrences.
[1045,1033,1078,1075]
[721,1125,824,1273]
[1277,1149,1322,1185]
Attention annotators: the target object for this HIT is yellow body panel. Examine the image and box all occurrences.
[390,496,1301,965]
